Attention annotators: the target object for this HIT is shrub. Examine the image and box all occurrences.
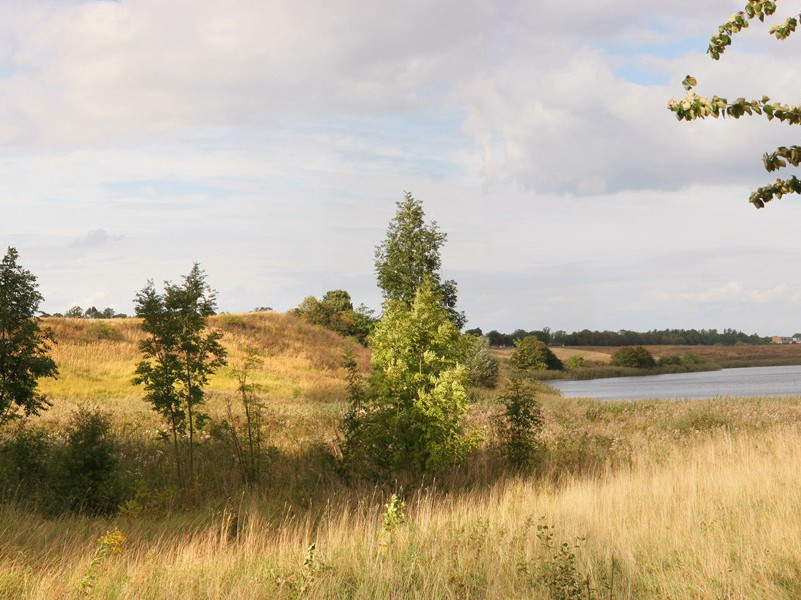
[0,426,52,500]
[682,351,701,365]
[465,336,500,388]
[563,355,585,370]
[54,408,125,514]
[509,336,563,371]
[497,378,543,468]
[657,355,681,366]
[610,346,655,369]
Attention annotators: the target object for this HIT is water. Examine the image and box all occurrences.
[549,365,801,400]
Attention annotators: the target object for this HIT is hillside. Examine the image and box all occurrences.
[37,312,370,447]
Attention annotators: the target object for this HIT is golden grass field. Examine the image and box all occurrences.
[3,315,801,598]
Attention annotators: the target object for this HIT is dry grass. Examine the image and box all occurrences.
[5,316,801,597]
[3,424,801,598]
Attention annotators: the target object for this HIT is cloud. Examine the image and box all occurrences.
[71,228,120,248]
[658,282,792,304]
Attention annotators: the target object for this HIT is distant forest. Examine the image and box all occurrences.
[470,327,771,347]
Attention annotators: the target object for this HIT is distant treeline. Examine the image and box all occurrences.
[469,327,771,347]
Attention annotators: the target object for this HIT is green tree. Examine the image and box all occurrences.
[464,335,500,388]
[0,248,58,426]
[509,336,563,371]
[611,346,656,369]
[294,290,376,344]
[497,378,543,468]
[133,264,227,487]
[668,0,801,207]
[374,192,465,327]
[339,280,477,478]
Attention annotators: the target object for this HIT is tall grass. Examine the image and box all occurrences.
[4,315,801,597]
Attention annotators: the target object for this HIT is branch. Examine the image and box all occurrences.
[708,0,779,59]
[749,175,801,207]
[668,92,801,124]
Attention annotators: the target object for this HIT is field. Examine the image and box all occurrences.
[3,315,801,598]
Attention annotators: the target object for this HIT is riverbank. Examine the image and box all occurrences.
[493,344,801,381]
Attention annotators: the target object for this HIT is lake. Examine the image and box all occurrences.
[549,364,801,400]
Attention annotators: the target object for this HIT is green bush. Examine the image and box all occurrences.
[0,426,52,500]
[682,351,701,365]
[657,355,681,366]
[54,408,126,514]
[610,346,656,369]
[509,336,563,371]
[497,378,543,468]
[563,355,585,370]
[465,336,500,388]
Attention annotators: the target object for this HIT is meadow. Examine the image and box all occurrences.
[3,314,801,598]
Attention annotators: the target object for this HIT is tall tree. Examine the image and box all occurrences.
[374,192,465,327]
[133,264,227,487]
[339,279,476,478]
[0,248,58,426]
[669,0,801,207]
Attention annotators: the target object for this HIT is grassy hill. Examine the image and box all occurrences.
[37,312,369,448]
[4,315,801,597]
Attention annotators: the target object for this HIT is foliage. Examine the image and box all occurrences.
[464,335,500,388]
[382,493,407,534]
[497,378,543,468]
[222,347,267,485]
[563,355,585,370]
[509,336,563,371]
[611,346,656,369]
[668,0,801,207]
[133,264,227,487]
[55,408,124,515]
[0,247,58,426]
[339,280,477,478]
[487,326,768,347]
[80,528,126,595]
[683,351,701,365]
[294,290,376,344]
[374,192,465,328]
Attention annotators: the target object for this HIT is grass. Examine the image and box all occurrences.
[4,315,801,597]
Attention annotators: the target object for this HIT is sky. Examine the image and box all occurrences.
[2,0,801,335]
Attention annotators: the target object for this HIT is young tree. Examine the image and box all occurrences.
[374,192,465,327]
[509,336,563,371]
[610,346,656,369]
[339,280,477,478]
[133,264,227,487]
[668,0,801,207]
[0,248,58,426]
[497,378,543,469]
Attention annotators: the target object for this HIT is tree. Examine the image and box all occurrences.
[339,280,477,478]
[509,336,563,371]
[464,335,500,388]
[374,192,465,327]
[0,248,58,426]
[610,346,656,369]
[497,378,543,469]
[294,290,376,344]
[668,0,801,207]
[133,264,227,487]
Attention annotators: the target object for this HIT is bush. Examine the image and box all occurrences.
[563,355,585,370]
[682,351,701,365]
[54,408,125,514]
[610,346,655,369]
[497,378,543,468]
[657,355,681,366]
[465,336,500,388]
[509,336,563,371]
[0,426,52,500]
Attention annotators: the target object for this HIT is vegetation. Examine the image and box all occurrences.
[509,336,563,371]
[294,289,375,344]
[496,378,543,468]
[374,192,465,328]
[133,264,227,488]
[669,0,801,207]
[611,346,657,369]
[340,281,476,478]
[464,335,500,388]
[0,247,58,426]
[486,326,769,347]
